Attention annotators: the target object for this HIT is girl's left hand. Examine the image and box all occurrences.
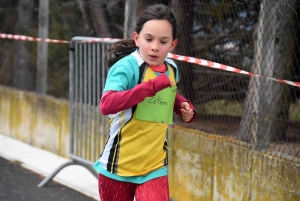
[180,102,194,122]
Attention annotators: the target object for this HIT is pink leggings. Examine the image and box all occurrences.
[98,174,169,201]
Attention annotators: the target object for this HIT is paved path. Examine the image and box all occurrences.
[0,134,99,201]
[0,156,97,201]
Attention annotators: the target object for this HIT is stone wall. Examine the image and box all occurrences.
[0,85,70,158]
[1,85,300,200]
[168,128,300,200]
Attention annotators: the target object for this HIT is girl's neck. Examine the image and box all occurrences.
[149,63,167,73]
[138,50,167,73]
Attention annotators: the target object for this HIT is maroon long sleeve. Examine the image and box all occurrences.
[100,73,170,115]
[100,74,196,122]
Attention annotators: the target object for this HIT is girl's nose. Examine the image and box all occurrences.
[151,41,159,51]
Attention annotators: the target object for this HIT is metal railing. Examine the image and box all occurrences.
[38,37,112,187]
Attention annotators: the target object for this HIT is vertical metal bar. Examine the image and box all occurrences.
[84,43,88,159]
[79,43,83,157]
[69,40,75,155]
[92,43,97,161]
[88,43,92,161]
[97,42,101,159]
[74,42,79,156]
[105,43,110,142]
[101,43,106,149]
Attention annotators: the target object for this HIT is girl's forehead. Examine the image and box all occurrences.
[141,19,173,37]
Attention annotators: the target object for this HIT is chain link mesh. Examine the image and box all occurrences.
[133,0,300,162]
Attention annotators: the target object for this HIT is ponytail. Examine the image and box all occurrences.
[105,39,137,69]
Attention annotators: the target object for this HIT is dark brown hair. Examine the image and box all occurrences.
[105,4,177,68]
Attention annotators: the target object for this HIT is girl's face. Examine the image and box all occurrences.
[133,19,178,66]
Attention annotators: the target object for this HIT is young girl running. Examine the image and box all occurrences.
[93,4,197,201]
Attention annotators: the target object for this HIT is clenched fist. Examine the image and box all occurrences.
[180,102,194,122]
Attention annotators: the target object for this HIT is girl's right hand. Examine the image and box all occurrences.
[152,73,174,93]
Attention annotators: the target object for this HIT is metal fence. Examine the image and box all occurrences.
[38,37,113,187]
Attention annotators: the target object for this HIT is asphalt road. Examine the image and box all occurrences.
[0,156,97,201]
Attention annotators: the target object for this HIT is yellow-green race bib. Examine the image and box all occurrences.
[135,86,177,124]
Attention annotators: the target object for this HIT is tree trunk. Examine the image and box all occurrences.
[171,0,195,101]
[13,0,36,91]
[77,0,125,38]
[77,0,111,37]
[123,0,138,39]
[238,0,298,149]
[36,0,49,94]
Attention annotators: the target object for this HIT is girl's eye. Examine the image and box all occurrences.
[161,41,167,44]
[146,38,152,42]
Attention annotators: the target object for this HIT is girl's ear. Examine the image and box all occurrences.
[133,32,140,47]
[170,39,178,52]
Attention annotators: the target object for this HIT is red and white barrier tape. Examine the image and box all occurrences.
[0,33,70,44]
[167,53,300,88]
[81,38,121,43]
[1,33,300,88]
